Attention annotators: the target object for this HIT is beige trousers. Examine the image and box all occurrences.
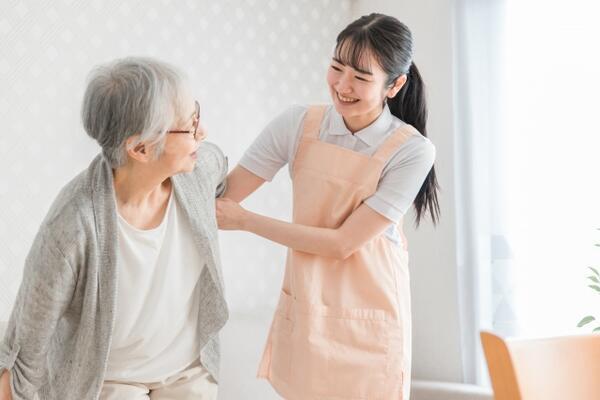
[99,359,218,400]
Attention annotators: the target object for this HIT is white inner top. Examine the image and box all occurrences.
[105,189,205,383]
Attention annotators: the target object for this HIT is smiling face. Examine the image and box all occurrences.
[326,40,406,132]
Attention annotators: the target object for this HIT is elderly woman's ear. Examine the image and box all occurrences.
[125,134,152,163]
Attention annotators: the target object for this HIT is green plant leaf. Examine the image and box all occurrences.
[590,267,600,277]
[588,276,600,284]
[589,285,600,293]
[577,316,596,327]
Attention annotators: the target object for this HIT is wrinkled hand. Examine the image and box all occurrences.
[0,370,12,400]
[216,198,249,231]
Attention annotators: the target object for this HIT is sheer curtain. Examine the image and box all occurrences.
[454,0,508,385]
[455,0,600,385]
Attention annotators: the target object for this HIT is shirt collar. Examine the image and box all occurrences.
[328,103,393,146]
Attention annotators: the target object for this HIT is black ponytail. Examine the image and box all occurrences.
[388,63,440,226]
[335,13,440,226]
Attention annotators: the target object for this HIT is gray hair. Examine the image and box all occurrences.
[81,57,189,167]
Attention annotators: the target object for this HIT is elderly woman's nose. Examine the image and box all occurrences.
[196,124,207,141]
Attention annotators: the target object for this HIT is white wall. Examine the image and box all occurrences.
[353,0,463,383]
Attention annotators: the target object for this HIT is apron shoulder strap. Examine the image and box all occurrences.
[301,105,327,140]
[372,124,421,163]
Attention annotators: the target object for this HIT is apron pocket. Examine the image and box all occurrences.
[269,294,294,382]
[294,306,390,399]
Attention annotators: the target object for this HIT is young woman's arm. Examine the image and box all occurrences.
[0,370,12,400]
[216,198,394,260]
[222,165,267,203]
[224,105,307,202]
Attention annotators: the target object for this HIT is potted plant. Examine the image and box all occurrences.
[577,237,600,332]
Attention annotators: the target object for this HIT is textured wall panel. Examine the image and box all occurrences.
[0,0,353,319]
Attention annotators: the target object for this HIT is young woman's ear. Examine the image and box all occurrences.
[387,75,408,99]
[125,134,151,163]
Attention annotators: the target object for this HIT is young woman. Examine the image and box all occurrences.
[217,13,440,399]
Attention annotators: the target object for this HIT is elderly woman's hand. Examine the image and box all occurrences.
[216,198,250,231]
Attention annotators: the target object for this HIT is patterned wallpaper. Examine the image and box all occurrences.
[0,0,354,320]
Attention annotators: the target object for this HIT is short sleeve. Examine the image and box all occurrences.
[364,135,436,223]
[239,105,308,181]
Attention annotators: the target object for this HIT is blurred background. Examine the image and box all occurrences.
[1,0,599,399]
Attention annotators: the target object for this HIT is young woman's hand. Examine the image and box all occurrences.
[0,370,12,400]
[216,198,250,230]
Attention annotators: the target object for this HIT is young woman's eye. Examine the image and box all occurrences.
[355,76,370,82]
[331,65,342,72]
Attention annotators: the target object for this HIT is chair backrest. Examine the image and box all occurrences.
[480,331,600,400]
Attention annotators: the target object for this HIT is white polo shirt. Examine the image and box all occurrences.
[240,104,435,241]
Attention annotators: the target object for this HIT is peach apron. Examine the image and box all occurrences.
[258,105,418,399]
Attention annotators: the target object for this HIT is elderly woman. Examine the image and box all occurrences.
[0,57,228,400]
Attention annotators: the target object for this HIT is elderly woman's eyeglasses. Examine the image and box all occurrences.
[167,101,203,140]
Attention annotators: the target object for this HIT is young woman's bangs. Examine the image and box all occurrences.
[334,36,374,74]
